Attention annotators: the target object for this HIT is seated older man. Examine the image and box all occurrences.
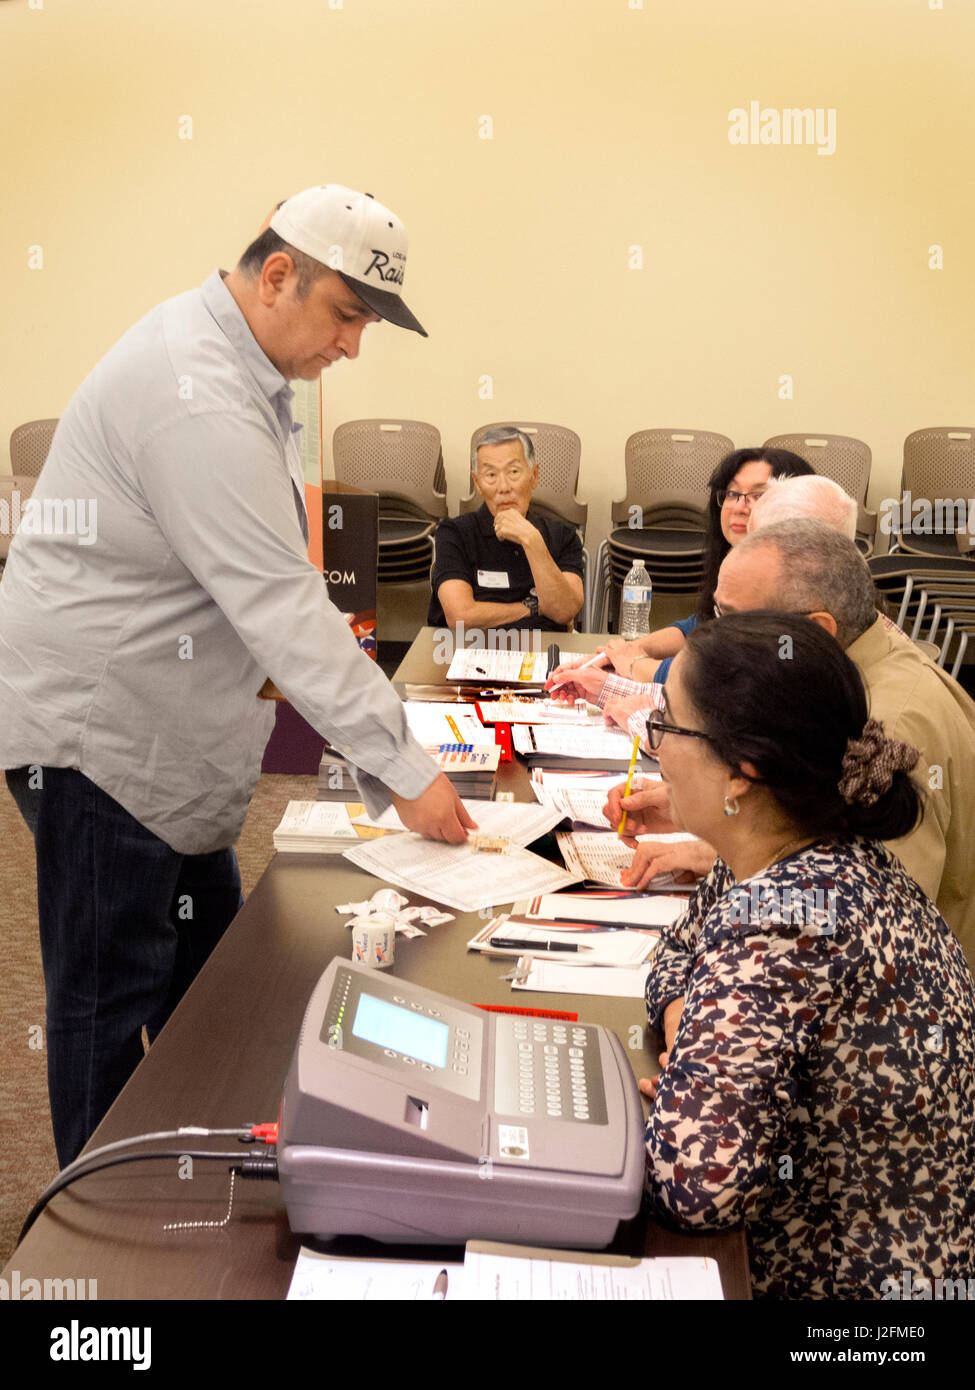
[604,519,975,974]
[428,427,584,633]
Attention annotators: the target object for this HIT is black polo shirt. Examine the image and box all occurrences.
[427,504,584,631]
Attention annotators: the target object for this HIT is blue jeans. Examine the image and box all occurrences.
[30,768,242,1167]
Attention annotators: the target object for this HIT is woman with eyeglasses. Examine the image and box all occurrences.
[549,447,813,702]
[641,611,975,1299]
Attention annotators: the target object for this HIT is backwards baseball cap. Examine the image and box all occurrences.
[270,184,427,337]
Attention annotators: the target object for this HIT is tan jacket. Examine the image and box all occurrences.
[848,616,975,973]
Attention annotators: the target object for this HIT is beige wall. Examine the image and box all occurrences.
[3,0,973,552]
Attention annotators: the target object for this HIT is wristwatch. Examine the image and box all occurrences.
[524,591,539,617]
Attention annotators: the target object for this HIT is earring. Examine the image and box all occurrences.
[723,795,740,817]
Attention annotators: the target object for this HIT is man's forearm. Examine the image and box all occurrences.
[446,599,530,629]
[523,536,582,625]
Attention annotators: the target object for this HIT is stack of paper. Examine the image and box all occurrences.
[445,649,588,684]
[513,724,653,768]
[403,701,488,747]
[273,801,360,853]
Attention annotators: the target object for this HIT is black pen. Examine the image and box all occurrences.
[491,937,592,952]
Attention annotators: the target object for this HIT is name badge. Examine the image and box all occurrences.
[477,570,510,589]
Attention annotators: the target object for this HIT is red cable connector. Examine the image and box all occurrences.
[249,1122,279,1145]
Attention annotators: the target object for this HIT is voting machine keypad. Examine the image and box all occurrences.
[494,1016,607,1125]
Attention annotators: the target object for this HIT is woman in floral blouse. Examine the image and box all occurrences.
[642,611,975,1299]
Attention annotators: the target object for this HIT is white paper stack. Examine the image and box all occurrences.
[273,800,360,853]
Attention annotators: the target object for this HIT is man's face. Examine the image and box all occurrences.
[714,544,783,616]
[473,440,539,518]
[265,265,381,381]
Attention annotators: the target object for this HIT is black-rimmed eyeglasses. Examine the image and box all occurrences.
[646,709,714,752]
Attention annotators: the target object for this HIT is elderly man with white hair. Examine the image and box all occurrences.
[748,472,858,538]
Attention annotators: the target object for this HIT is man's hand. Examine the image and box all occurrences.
[493,509,541,548]
[639,996,685,1101]
[391,774,478,844]
[621,838,715,889]
[603,776,675,836]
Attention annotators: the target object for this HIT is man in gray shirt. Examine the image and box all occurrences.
[0,184,473,1165]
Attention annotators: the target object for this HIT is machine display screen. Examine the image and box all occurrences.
[352,993,449,1068]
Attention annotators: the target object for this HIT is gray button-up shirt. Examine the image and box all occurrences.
[0,271,438,853]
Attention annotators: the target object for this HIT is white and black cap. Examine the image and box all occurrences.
[270,184,427,336]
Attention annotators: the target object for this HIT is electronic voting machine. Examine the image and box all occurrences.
[278,958,646,1247]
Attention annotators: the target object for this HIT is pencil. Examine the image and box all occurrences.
[617,733,641,837]
[445,713,463,742]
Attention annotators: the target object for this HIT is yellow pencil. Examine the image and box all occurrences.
[445,714,463,743]
[617,734,641,838]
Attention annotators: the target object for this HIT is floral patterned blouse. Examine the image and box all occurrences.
[644,837,975,1299]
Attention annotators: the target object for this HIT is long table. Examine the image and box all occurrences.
[5,630,751,1300]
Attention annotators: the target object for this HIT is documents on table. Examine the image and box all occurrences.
[461,1243,724,1300]
[468,914,657,965]
[556,829,699,895]
[351,798,566,843]
[287,1242,723,1300]
[476,698,603,725]
[288,1249,463,1300]
[403,700,488,747]
[512,957,654,999]
[343,833,580,912]
[445,648,587,684]
[525,889,689,929]
[513,724,655,765]
[272,800,362,852]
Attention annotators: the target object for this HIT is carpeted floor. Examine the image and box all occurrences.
[0,772,316,1268]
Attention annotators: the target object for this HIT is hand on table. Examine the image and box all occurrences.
[391,774,478,844]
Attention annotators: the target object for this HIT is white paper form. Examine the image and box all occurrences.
[511,957,654,998]
[460,1249,724,1300]
[556,830,699,893]
[476,699,603,725]
[343,834,580,912]
[351,799,565,843]
[403,701,487,747]
[530,768,631,802]
[287,1249,463,1300]
[445,649,588,683]
[526,890,689,929]
[513,725,651,762]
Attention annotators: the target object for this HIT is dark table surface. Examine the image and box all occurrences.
[5,629,751,1300]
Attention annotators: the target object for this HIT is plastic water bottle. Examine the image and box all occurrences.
[619,561,652,638]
